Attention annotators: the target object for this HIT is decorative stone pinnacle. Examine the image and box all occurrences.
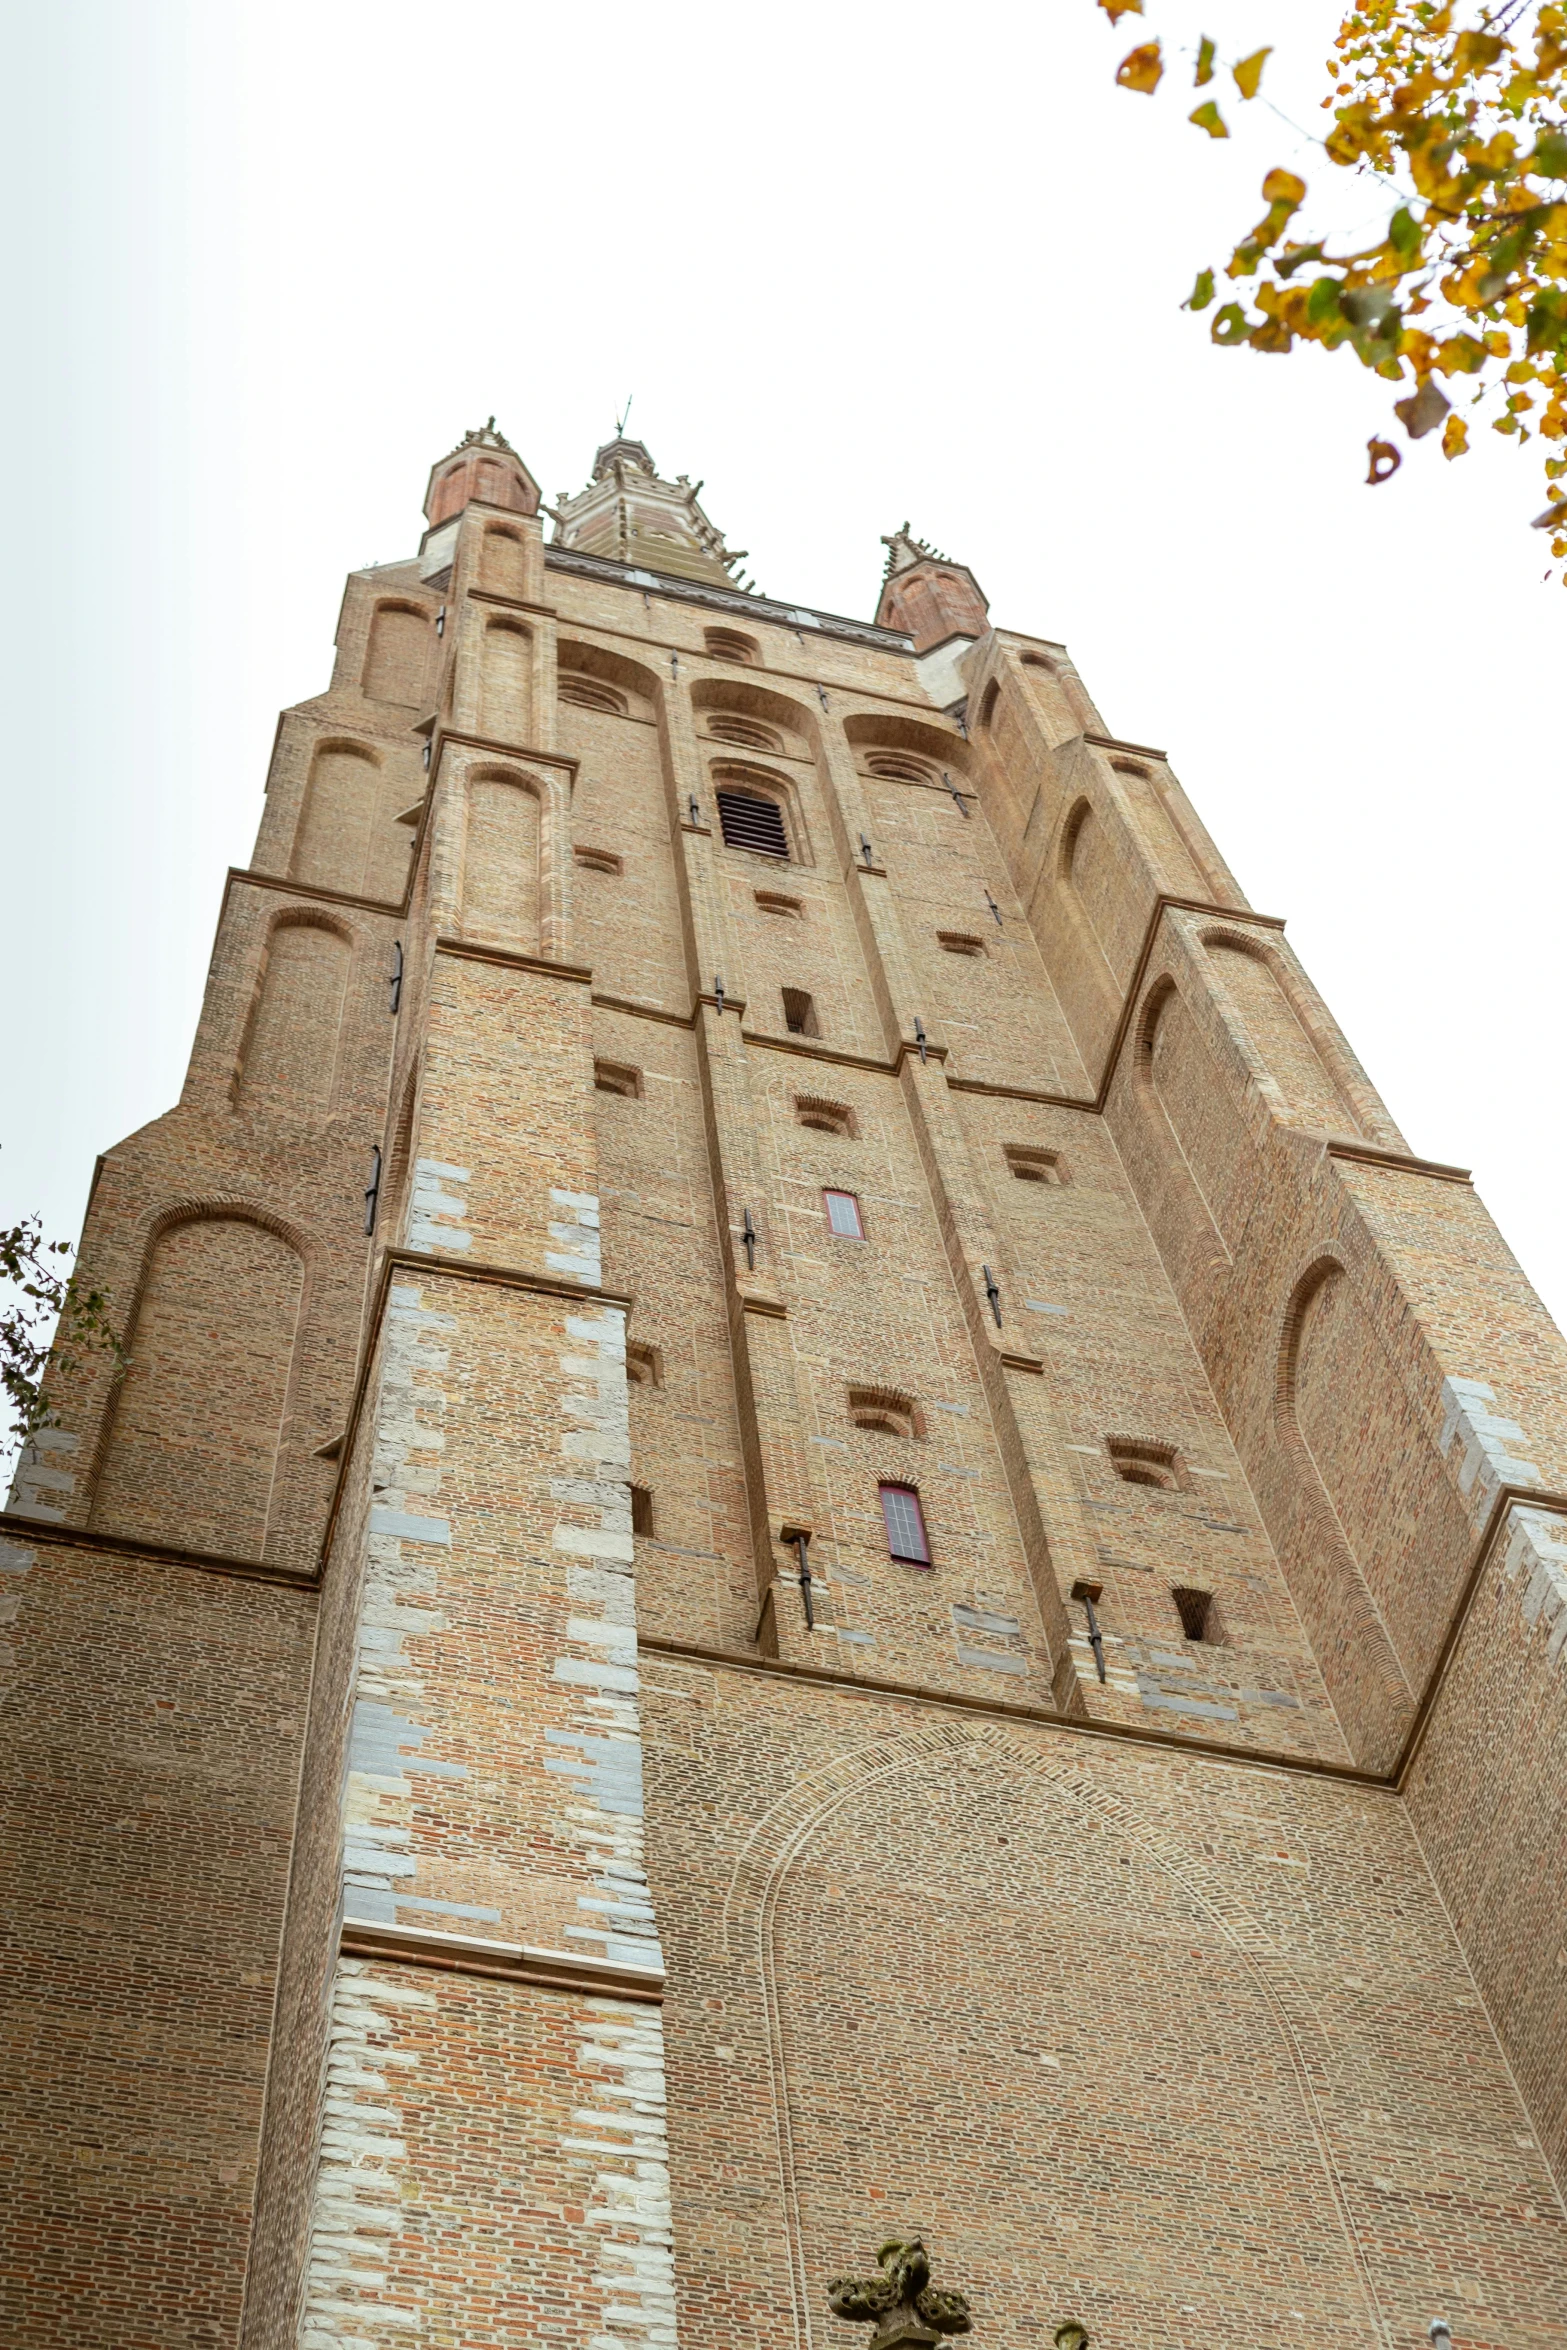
[827,2237,973,2350]
[879,523,952,584]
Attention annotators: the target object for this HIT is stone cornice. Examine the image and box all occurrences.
[544,542,914,653]
[0,1515,319,1589]
[435,936,593,984]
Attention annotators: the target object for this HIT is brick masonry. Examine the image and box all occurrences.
[1,421,1563,2349]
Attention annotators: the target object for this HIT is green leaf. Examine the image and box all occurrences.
[1211,303,1253,345]
[1532,131,1567,179]
[1195,35,1216,87]
[1307,276,1345,324]
[1388,207,1421,259]
[1186,268,1217,312]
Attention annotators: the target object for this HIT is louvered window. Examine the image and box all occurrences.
[717,790,789,858]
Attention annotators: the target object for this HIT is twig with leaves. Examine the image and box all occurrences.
[1098,0,1567,571]
[1,1190,124,1462]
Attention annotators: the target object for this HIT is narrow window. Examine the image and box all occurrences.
[824,1189,864,1239]
[865,754,933,785]
[631,1485,655,1536]
[594,1060,642,1099]
[849,1386,920,1439]
[1172,1586,1215,1643]
[795,1095,854,1137]
[880,1483,931,1565]
[559,676,628,715]
[704,627,758,664]
[626,1342,663,1387]
[782,988,818,1037]
[717,789,789,858]
[1108,1437,1181,1490]
[1005,1146,1065,1185]
[707,715,780,750]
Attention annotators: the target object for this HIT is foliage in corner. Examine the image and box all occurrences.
[1,1197,123,1462]
[1097,0,1567,570]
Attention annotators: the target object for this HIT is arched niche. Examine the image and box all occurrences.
[292,739,408,902]
[1202,931,1364,1136]
[1054,794,1133,1010]
[1016,647,1095,733]
[480,522,528,599]
[362,601,431,706]
[461,766,543,952]
[1275,1249,1468,1689]
[1108,755,1214,898]
[89,1209,306,1559]
[235,915,351,1115]
[727,1724,1395,2350]
[557,638,660,722]
[841,709,969,775]
[689,675,816,757]
[1132,976,1235,1268]
[478,617,533,746]
[1271,1257,1412,1765]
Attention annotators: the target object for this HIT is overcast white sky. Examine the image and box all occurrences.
[2,1,1562,1347]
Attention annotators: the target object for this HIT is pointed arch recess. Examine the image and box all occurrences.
[87,1200,311,1559]
[1275,1257,1414,1729]
[720,1720,1394,2350]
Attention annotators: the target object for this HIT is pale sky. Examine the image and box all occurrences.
[2,1,1562,1361]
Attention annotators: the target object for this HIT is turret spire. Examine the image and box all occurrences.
[874,523,989,653]
[549,437,754,591]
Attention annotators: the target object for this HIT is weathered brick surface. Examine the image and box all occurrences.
[0,1533,314,2348]
[3,426,1564,2347]
[643,1664,1567,2350]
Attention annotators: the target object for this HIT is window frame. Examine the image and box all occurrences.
[716,786,791,860]
[879,1482,931,1566]
[823,1188,864,1239]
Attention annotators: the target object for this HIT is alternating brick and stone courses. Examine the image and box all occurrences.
[2,421,1563,2349]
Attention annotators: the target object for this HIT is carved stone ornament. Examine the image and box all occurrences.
[827,2237,973,2350]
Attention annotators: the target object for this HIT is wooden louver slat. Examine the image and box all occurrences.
[716,790,788,858]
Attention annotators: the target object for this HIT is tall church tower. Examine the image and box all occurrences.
[4,425,1566,2350]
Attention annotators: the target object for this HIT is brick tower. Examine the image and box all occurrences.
[4,423,1566,2350]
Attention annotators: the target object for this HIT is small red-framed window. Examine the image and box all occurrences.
[879,1483,930,1566]
[824,1189,864,1239]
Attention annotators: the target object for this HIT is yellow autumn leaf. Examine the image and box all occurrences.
[1195,36,1216,87]
[1366,437,1402,483]
[1096,0,1143,20]
[1261,168,1307,210]
[1442,412,1470,459]
[1117,40,1164,94]
[1233,47,1272,100]
[1190,99,1230,138]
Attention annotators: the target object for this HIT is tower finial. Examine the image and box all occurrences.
[616,393,634,436]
